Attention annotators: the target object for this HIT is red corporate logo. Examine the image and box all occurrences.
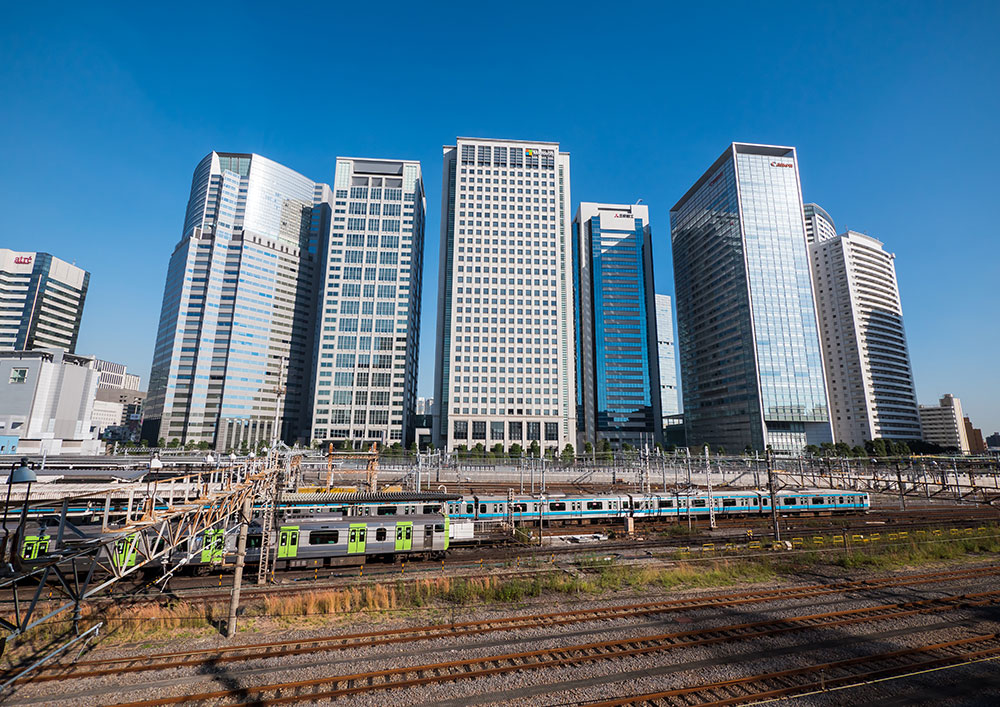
[770,161,794,168]
[13,256,33,265]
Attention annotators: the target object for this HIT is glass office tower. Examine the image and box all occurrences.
[309,158,425,448]
[654,294,679,418]
[0,250,89,353]
[144,152,332,451]
[573,203,662,448]
[670,143,832,454]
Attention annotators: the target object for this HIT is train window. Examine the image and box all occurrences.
[514,503,528,512]
[310,531,340,545]
[812,498,824,505]
[587,501,604,510]
[658,500,673,509]
[423,505,440,514]
[839,497,844,504]
[782,498,796,506]
[405,526,411,540]
[435,524,444,532]
[750,498,758,505]
[466,503,474,514]
[479,504,486,514]
[424,526,433,537]
[763,499,769,505]
[376,528,387,542]
[692,500,706,508]
[396,527,403,540]
[377,506,397,515]
[722,499,736,507]
[349,529,357,542]
[548,502,566,511]
[358,528,366,542]
[248,535,262,549]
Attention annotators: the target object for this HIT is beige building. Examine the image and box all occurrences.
[918,394,969,453]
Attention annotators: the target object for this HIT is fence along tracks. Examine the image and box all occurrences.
[20,564,999,685]
[105,589,1000,706]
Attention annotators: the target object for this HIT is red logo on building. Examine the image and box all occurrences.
[13,256,33,265]
[770,161,794,168]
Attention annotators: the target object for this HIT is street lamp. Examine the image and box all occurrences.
[3,458,37,570]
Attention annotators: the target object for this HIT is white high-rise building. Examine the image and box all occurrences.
[433,137,575,453]
[654,294,679,417]
[919,394,970,453]
[803,203,838,244]
[809,228,922,445]
[309,158,425,448]
[0,249,89,353]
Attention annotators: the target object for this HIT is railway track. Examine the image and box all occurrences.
[17,564,1000,686]
[99,588,1000,706]
[583,634,1000,706]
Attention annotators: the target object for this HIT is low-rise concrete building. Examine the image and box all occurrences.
[0,349,101,455]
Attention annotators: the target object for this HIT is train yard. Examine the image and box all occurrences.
[2,451,999,704]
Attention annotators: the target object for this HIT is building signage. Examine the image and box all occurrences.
[13,256,33,265]
[770,161,794,168]
[599,211,635,231]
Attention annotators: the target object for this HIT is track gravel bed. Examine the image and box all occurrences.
[7,561,1000,706]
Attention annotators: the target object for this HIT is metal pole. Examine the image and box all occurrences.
[767,451,780,543]
[226,496,251,638]
[894,462,906,510]
[705,446,715,529]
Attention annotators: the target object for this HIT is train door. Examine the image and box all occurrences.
[423,523,434,549]
[395,522,413,551]
[21,535,50,560]
[114,534,138,568]
[277,526,300,559]
[348,523,367,554]
[200,529,226,564]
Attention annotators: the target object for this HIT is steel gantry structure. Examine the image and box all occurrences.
[0,454,287,666]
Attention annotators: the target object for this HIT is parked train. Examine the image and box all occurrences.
[14,513,451,572]
[302,489,871,524]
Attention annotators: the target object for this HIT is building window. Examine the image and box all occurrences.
[8,368,27,384]
[454,420,468,439]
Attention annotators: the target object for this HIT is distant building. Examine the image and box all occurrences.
[94,359,142,390]
[415,397,434,415]
[986,432,1000,450]
[91,399,125,436]
[0,249,89,353]
[919,394,969,452]
[654,294,679,418]
[0,349,101,455]
[964,417,987,453]
[809,229,922,446]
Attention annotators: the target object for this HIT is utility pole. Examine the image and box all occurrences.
[766,449,780,543]
[705,445,716,529]
[226,496,251,637]
[894,461,906,510]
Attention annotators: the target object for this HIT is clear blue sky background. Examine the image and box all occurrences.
[2,2,998,435]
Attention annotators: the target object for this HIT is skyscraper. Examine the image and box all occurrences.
[0,249,89,353]
[654,294,680,418]
[809,227,922,445]
[433,137,575,453]
[309,158,425,448]
[670,143,832,454]
[573,203,661,448]
[144,152,332,450]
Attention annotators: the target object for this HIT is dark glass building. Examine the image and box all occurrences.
[573,203,662,449]
[670,143,832,454]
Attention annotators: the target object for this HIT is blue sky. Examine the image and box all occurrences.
[2,2,998,435]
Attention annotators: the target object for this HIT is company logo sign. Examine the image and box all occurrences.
[770,161,794,168]
[13,256,33,265]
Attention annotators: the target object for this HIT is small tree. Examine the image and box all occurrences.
[491,443,505,457]
[157,438,166,448]
[528,440,541,458]
[472,442,486,457]
[509,443,523,459]
[561,443,575,465]
[197,440,211,451]
[167,438,180,448]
